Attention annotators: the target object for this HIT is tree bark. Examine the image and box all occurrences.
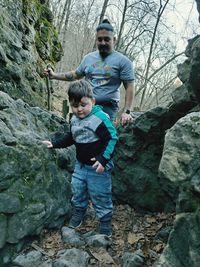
[57,0,70,35]
[115,0,128,50]
[92,0,109,50]
[139,0,170,109]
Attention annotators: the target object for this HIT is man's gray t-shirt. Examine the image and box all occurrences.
[76,50,135,103]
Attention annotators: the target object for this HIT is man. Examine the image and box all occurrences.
[44,19,135,124]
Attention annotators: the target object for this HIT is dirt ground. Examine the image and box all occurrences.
[30,204,175,266]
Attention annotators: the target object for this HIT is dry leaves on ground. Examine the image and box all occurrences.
[32,204,175,266]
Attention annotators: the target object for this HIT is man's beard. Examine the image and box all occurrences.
[98,45,111,58]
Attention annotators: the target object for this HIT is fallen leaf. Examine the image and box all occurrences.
[127,232,145,244]
[90,248,115,264]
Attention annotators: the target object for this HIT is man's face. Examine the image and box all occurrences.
[96,29,115,58]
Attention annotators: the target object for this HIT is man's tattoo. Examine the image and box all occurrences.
[64,72,74,81]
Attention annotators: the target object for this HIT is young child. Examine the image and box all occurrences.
[42,80,118,237]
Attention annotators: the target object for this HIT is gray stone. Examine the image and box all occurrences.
[154,213,200,267]
[0,193,21,213]
[86,234,112,248]
[12,250,42,267]
[159,112,200,184]
[0,92,74,250]
[61,227,85,246]
[155,112,200,266]
[0,2,63,108]
[113,107,179,212]
[0,214,7,249]
[40,260,53,267]
[54,248,90,267]
[155,226,172,243]
[122,250,144,267]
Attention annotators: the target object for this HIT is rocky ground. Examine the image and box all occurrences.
[21,204,175,266]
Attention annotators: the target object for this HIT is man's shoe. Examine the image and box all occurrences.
[68,208,85,229]
[99,220,112,237]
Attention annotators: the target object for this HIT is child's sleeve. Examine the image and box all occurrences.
[95,120,118,167]
[52,132,74,148]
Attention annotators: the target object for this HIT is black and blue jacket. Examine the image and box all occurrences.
[52,105,118,167]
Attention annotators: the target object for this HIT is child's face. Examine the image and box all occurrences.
[70,97,95,119]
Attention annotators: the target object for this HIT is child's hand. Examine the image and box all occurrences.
[42,140,53,148]
[91,158,105,173]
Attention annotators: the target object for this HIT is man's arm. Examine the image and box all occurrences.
[121,81,135,125]
[44,68,84,81]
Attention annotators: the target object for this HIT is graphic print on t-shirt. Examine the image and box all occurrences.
[86,60,111,87]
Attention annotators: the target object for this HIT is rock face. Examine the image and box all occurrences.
[0,0,63,108]
[152,2,200,264]
[113,99,194,212]
[154,112,200,267]
[0,91,75,265]
[113,108,176,212]
[195,0,200,22]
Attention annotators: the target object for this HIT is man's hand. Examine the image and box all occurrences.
[42,140,53,148]
[44,68,55,79]
[91,158,105,173]
[121,112,134,126]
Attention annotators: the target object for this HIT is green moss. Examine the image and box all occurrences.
[22,0,63,63]
[35,23,63,63]
[41,5,54,22]
[22,0,41,21]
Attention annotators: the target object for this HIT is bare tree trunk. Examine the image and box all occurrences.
[80,0,95,58]
[62,0,72,45]
[115,0,128,50]
[56,0,72,74]
[98,0,109,25]
[57,0,70,35]
[139,0,170,109]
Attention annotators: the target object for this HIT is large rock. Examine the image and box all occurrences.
[188,36,200,102]
[113,104,195,212]
[195,0,200,22]
[154,212,200,267]
[0,0,63,108]
[0,91,75,265]
[112,34,199,212]
[154,112,200,266]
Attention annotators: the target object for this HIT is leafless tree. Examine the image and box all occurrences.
[139,0,170,109]
[92,0,110,50]
[48,0,198,111]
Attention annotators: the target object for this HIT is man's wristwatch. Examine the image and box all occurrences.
[124,109,131,114]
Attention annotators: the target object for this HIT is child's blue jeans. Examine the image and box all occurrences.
[71,160,113,221]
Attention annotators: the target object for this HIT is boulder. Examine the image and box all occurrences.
[0,91,75,265]
[0,0,63,108]
[154,112,200,266]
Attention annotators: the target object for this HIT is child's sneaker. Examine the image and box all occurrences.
[68,208,85,229]
[99,220,112,237]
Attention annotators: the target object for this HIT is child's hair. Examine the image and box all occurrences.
[68,80,94,104]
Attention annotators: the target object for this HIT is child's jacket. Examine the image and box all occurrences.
[52,105,118,167]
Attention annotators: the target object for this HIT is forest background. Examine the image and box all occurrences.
[47,0,199,113]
